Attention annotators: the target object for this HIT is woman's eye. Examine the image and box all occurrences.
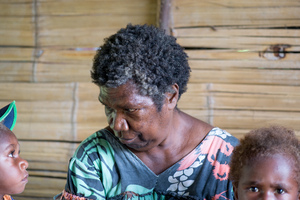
[105,106,114,113]
[248,187,259,192]
[126,108,137,112]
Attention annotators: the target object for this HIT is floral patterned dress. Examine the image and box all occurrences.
[55,127,239,200]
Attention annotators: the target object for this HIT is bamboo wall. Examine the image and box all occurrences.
[171,0,300,137]
[0,0,299,199]
[0,0,156,199]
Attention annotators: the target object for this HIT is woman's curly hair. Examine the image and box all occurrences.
[91,24,190,110]
[229,125,300,190]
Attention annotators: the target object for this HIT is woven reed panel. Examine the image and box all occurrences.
[171,0,300,139]
[1,0,300,199]
[0,0,156,199]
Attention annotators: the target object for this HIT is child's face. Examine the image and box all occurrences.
[0,128,29,196]
[234,154,300,200]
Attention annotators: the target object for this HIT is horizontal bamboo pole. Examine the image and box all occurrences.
[188,60,300,69]
[189,69,300,85]
[172,0,300,27]
[177,37,300,50]
[38,0,156,16]
[173,28,300,38]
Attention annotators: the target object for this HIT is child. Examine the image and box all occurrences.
[229,125,300,200]
[0,101,29,200]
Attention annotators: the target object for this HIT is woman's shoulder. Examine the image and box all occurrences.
[80,127,116,145]
[207,127,240,146]
[74,128,123,156]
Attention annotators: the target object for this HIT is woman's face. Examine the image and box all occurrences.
[235,154,300,200]
[0,128,29,196]
[98,82,175,152]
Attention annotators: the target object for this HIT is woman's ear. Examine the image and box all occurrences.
[166,84,179,110]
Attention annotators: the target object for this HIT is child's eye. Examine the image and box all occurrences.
[275,188,285,194]
[8,150,15,158]
[248,187,259,192]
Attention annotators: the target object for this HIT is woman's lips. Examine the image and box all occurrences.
[118,137,136,144]
[115,131,137,144]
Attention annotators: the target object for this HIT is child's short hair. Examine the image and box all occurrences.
[0,120,11,135]
[0,121,7,129]
[229,125,300,190]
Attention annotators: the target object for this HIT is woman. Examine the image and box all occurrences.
[56,24,239,200]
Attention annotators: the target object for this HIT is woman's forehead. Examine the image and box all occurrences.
[99,84,154,107]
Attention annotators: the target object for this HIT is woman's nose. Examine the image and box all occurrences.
[109,111,129,132]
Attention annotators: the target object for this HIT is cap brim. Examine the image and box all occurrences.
[0,101,17,130]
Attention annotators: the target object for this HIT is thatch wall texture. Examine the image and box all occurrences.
[0,0,299,199]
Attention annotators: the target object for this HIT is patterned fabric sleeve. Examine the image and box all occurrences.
[60,131,119,200]
[54,155,106,200]
[57,189,92,200]
[63,156,106,199]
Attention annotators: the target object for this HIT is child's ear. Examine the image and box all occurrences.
[233,185,239,200]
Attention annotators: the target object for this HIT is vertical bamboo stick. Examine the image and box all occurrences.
[157,0,172,35]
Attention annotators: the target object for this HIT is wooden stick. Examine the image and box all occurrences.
[157,0,172,35]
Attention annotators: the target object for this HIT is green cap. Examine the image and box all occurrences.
[0,101,17,130]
